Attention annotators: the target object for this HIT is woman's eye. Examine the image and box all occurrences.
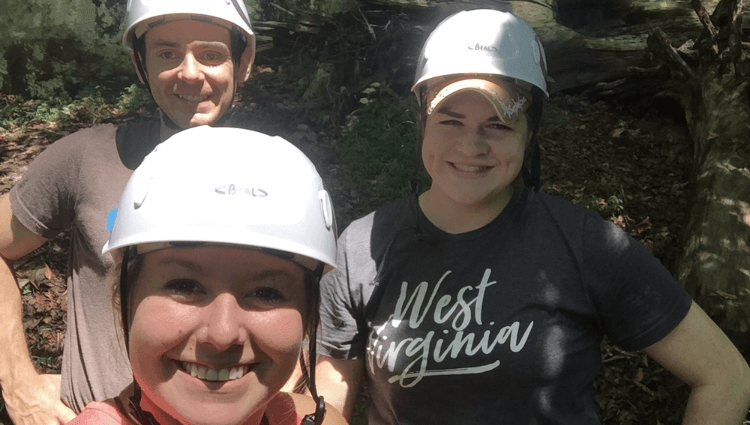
[488,122,512,131]
[165,279,203,296]
[248,287,287,304]
[439,119,463,126]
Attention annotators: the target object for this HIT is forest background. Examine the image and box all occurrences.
[0,0,748,424]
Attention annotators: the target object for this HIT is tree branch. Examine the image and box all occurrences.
[729,0,745,76]
[692,0,719,54]
[650,27,696,80]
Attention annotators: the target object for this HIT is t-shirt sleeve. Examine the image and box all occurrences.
[581,213,692,351]
[318,222,373,359]
[9,133,86,239]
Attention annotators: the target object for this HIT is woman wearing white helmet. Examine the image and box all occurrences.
[313,9,750,424]
[0,3,264,423]
[66,127,346,425]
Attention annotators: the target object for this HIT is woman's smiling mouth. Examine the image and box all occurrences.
[449,162,492,173]
[178,361,251,382]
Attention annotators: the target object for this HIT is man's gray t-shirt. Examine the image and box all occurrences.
[318,189,692,424]
[9,120,160,412]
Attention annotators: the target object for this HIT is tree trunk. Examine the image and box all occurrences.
[652,0,750,355]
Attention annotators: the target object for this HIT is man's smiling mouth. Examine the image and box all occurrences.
[176,94,209,102]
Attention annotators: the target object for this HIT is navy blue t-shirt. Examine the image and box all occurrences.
[318,188,692,425]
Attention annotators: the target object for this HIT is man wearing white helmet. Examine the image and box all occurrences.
[313,9,750,425]
[0,1,256,423]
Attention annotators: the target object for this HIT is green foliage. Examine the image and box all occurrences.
[116,83,152,113]
[331,82,429,224]
[0,0,134,101]
[0,89,138,132]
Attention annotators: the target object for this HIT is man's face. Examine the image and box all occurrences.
[143,21,250,128]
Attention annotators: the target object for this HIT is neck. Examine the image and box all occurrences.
[159,112,183,141]
[419,187,515,234]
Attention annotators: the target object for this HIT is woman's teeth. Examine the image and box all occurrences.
[452,163,489,172]
[181,362,249,382]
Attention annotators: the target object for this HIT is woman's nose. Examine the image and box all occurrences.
[456,132,490,156]
[197,293,247,350]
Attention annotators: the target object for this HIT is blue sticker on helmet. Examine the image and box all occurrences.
[106,208,118,232]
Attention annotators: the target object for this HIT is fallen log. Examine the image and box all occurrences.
[255,0,749,92]
[648,0,750,355]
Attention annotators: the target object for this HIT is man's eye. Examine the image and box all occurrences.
[165,279,203,296]
[203,52,223,62]
[159,51,177,60]
[248,287,287,304]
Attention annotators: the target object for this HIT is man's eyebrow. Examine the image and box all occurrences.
[150,40,180,48]
[436,106,465,119]
[148,40,230,50]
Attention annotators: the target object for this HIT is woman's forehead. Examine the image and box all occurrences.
[142,245,304,277]
[425,76,532,124]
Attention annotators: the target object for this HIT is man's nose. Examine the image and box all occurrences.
[177,53,203,82]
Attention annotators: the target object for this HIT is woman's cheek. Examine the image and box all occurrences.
[129,298,195,363]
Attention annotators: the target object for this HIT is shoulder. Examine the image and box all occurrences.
[20,124,121,178]
[281,393,347,425]
[521,190,615,235]
[35,124,119,158]
[68,400,126,425]
[55,123,118,146]
[528,191,595,219]
[341,195,414,246]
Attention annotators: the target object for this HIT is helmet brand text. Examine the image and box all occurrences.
[468,44,497,52]
[215,184,268,197]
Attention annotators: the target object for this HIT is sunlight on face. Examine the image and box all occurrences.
[421,88,530,213]
[127,246,306,425]
[144,21,238,128]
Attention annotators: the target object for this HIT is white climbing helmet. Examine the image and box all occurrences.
[103,126,337,271]
[123,0,255,51]
[412,9,548,96]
